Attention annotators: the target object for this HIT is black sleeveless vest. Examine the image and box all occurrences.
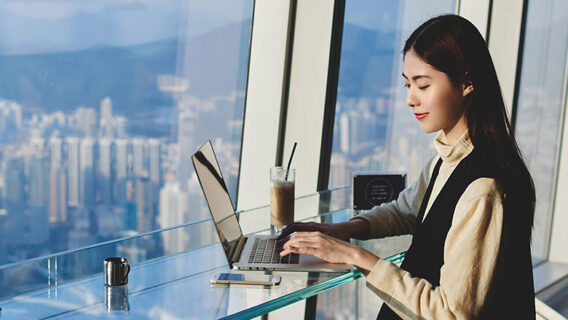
[378,148,535,319]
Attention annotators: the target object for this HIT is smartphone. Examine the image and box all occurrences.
[210,273,282,286]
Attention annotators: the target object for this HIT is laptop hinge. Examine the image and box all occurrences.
[230,237,247,264]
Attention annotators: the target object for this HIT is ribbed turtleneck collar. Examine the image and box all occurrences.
[433,130,474,167]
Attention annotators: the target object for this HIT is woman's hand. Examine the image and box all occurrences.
[276,219,370,249]
[279,231,379,274]
[278,221,348,241]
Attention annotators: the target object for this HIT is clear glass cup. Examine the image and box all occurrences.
[270,167,295,234]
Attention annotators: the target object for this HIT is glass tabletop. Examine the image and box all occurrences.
[0,186,406,319]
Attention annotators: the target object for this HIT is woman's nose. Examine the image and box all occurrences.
[406,90,419,107]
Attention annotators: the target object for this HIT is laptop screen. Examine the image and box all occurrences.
[191,141,242,258]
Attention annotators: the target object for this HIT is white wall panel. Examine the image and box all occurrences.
[487,0,525,117]
[549,51,568,264]
[237,0,293,211]
[458,0,491,39]
[282,0,335,200]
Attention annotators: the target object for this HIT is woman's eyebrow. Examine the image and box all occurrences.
[402,73,431,80]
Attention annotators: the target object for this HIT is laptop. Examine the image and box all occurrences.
[191,140,352,272]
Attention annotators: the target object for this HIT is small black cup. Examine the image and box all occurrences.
[104,257,130,286]
[105,285,130,311]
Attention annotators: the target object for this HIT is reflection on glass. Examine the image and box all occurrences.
[105,285,130,312]
[192,140,242,257]
[329,0,455,189]
[0,1,253,266]
[514,0,568,264]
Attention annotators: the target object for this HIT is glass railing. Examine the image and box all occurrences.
[0,217,219,300]
[0,186,351,300]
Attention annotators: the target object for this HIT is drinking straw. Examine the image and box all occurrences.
[285,142,297,181]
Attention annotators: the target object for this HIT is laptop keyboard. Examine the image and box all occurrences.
[248,238,299,264]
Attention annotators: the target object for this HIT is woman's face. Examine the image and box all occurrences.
[403,50,473,143]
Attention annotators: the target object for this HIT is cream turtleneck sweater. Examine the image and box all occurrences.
[353,130,504,319]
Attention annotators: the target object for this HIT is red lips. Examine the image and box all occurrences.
[414,113,427,120]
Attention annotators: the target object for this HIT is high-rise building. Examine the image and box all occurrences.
[2,156,26,245]
[66,137,80,207]
[177,111,196,191]
[0,210,6,264]
[49,136,67,223]
[122,202,137,232]
[114,116,128,138]
[49,165,67,223]
[339,111,351,155]
[347,110,364,156]
[135,177,155,232]
[98,138,113,206]
[100,97,113,138]
[50,137,63,167]
[0,100,22,143]
[148,139,161,186]
[329,152,349,189]
[132,138,147,177]
[80,138,95,209]
[158,181,188,253]
[7,101,22,128]
[29,155,49,244]
[115,139,129,203]
[74,107,97,138]
[148,139,162,218]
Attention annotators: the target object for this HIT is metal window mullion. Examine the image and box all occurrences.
[317,0,346,193]
[509,0,529,132]
[275,0,298,168]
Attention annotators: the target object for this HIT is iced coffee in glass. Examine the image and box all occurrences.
[270,167,295,234]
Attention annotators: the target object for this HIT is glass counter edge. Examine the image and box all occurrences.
[222,251,406,320]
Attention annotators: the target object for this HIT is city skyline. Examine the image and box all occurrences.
[0,87,242,265]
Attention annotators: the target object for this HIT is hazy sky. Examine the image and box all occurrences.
[0,0,251,55]
[344,0,400,32]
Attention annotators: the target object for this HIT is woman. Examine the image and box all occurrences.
[278,14,535,319]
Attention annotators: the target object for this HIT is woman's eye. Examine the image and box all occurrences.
[419,85,430,90]
[404,83,410,89]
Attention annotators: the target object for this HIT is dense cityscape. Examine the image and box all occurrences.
[0,88,242,266]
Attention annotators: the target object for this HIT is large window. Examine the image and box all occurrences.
[514,0,568,264]
[0,1,253,265]
[328,1,456,189]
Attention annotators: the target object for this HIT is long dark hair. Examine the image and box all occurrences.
[403,14,535,233]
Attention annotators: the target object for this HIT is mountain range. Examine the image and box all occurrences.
[0,20,397,135]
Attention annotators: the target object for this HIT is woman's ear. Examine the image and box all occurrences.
[462,73,474,97]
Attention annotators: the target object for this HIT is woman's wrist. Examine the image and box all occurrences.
[350,246,379,276]
[339,218,370,240]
